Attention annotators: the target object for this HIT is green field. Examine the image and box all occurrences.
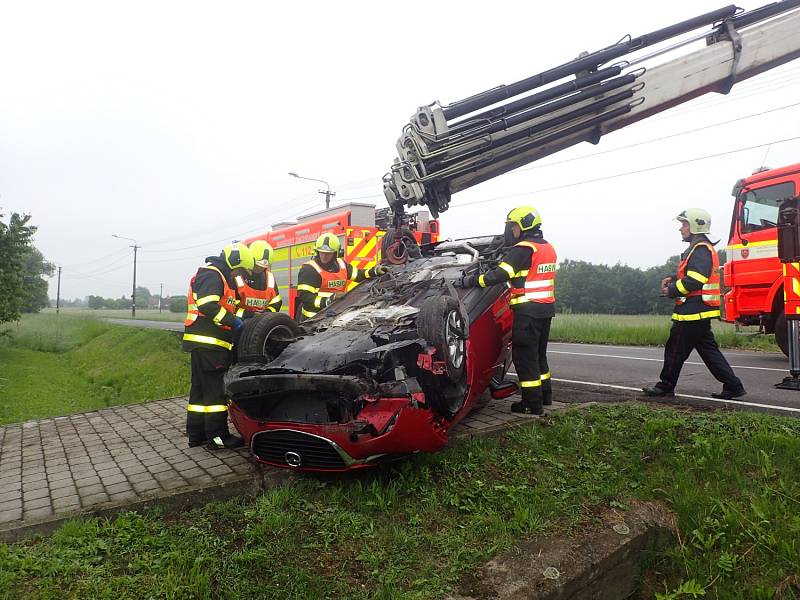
[0,315,189,425]
[1,405,798,599]
[550,313,780,352]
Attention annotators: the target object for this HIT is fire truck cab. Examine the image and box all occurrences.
[723,162,800,355]
[244,203,439,319]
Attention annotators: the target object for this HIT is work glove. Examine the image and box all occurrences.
[231,317,245,333]
[373,264,388,276]
[456,273,479,289]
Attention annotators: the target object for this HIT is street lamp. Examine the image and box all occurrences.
[288,172,336,209]
[112,234,140,319]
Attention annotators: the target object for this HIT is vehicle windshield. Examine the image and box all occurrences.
[740,181,796,234]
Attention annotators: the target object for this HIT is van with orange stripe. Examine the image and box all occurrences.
[244,203,439,319]
[723,163,800,355]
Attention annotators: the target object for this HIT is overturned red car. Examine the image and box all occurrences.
[225,235,517,471]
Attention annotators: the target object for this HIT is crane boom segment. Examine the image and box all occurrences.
[383,1,800,217]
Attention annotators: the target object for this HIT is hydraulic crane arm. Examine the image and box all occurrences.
[383,1,800,217]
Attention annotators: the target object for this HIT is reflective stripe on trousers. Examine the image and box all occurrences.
[187,404,228,413]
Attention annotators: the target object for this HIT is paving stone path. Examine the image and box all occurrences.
[0,395,570,541]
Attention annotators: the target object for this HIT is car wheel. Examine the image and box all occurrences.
[237,312,301,363]
[417,295,467,383]
[381,227,422,264]
[774,311,789,357]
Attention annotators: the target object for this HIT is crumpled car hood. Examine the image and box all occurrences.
[269,327,378,373]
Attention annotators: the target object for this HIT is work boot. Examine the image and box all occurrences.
[186,412,206,448]
[641,385,674,397]
[542,379,553,406]
[206,434,245,450]
[711,387,747,400]
[513,386,545,415]
[511,401,545,416]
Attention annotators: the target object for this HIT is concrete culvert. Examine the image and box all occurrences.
[450,500,677,600]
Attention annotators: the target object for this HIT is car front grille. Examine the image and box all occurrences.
[251,429,348,469]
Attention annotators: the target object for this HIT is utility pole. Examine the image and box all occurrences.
[56,266,62,314]
[288,172,335,210]
[132,244,139,319]
[112,234,140,319]
[321,188,336,209]
[159,283,163,313]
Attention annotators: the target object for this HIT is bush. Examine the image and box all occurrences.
[169,296,188,314]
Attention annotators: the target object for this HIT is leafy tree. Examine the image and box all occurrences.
[0,212,37,324]
[134,286,151,306]
[20,246,55,313]
[169,296,188,314]
[87,295,105,310]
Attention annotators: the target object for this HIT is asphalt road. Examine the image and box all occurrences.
[107,318,800,416]
[103,318,182,331]
[542,342,800,417]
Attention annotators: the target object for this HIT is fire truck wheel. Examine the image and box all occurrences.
[417,296,467,384]
[381,227,421,264]
[774,312,789,357]
[238,313,301,363]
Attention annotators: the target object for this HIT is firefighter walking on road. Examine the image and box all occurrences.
[296,233,386,321]
[183,243,254,450]
[233,240,282,317]
[458,206,557,415]
[643,209,746,400]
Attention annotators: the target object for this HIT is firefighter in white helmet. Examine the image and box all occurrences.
[643,208,746,400]
[296,233,387,321]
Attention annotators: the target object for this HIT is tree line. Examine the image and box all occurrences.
[1,211,722,323]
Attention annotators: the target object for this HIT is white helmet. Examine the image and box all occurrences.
[676,208,711,234]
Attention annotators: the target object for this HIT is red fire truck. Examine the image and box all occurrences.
[723,162,800,356]
[244,203,440,319]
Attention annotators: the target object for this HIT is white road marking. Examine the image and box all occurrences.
[547,350,786,373]
[506,370,800,415]
[548,341,784,360]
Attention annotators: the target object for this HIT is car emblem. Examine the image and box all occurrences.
[741,248,749,259]
[285,451,302,467]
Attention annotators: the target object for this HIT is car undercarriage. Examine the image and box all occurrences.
[225,235,517,470]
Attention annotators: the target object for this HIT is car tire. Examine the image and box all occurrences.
[417,296,467,383]
[774,311,789,357]
[381,227,422,264]
[237,312,301,363]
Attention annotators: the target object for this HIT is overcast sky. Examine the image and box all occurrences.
[1,0,799,301]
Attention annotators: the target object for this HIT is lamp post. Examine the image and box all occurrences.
[112,234,140,319]
[288,172,336,209]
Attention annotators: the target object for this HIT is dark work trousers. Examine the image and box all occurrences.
[512,313,553,408]
[658,319,743,392]
[186,349,232,443]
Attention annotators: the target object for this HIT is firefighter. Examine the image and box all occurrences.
[232,240,282,317]
[642,209,746,399]
[457,206,556,415]
[183,243,255,450]
[296,232,387,320]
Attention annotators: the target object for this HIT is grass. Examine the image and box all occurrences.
[551,313,781,352]
[0,314,189,425]
[1,405,798,599]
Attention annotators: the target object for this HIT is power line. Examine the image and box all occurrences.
[61,247,128,269]
[450,134,800,210]
[69,251,133,278]
[510,100,800,173]
[333,100,800,204]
